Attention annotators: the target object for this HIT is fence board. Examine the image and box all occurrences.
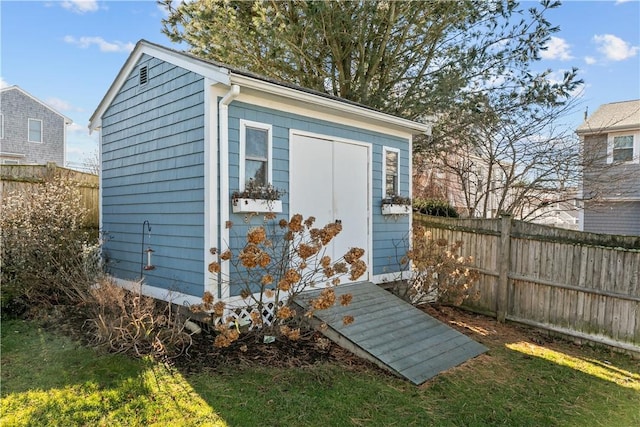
[415,213,640,354]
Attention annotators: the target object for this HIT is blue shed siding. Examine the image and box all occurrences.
[101,54,206,297]
[224,102,411,296]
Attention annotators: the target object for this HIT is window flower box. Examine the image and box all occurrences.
[381,203,411,215]
[231,181,284,214]
[232,198,282,213]
[381,194,411,215]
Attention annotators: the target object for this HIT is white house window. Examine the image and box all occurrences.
[608,132,639,164]
[239,120,272,189]
[28,118,43,143]
[383,147,400,196]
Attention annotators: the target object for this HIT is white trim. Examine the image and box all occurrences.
[0,151,25,158]
[382,146,401,198]
[231,74,432,135]
[112,277,203,307]
[607,131,640,164]
[0,113,4,139]
[239,119,273,190]
[372,271,411,285]
[28,118,43,143]
[218,85,241,301]
[203,79,219,298]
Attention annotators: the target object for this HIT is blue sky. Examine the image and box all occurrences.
[1,0,639,168]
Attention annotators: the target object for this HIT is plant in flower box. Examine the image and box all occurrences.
[232,180,284,213]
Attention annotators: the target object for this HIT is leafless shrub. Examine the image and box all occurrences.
[85,278,192,359]
[391,225,480,306]
[1,170,100,315]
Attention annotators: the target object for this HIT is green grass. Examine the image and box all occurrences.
[2,318,639,426]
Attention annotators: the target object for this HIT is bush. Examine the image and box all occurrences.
[413,197,459,217]
[85,279,192,358]
[192,213,365,348]
[391,225,479,306]
[0,171,100,316]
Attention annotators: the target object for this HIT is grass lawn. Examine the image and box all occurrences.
[1,310,638,426]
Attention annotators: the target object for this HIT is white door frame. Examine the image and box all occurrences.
[289,129,372,284]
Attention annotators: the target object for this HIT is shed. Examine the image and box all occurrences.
[89,40,431,307]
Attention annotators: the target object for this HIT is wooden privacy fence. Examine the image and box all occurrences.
[414,214,640,354]
[0,163,99,228]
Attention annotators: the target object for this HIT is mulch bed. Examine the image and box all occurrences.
[36,300,572,377]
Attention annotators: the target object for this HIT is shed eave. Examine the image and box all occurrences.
[229,73,432,136]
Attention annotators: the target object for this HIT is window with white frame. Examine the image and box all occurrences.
[28,118,43,143]
[239,120,272,189]
[383,147,400,197]
[608,132,639,164]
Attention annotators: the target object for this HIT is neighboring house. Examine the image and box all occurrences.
[414,150,580,229]
[89,40,430,306]
[414,150,507,218]
[576,100,640,236]
[0,85,71,166]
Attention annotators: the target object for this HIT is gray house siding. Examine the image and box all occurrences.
[0,87,66,165]
[225,101,410,297]
[101,55,206,296]
[583,201,640,236]
[583,133,640,200]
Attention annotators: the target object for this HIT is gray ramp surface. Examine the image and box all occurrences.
[293,282,487,385]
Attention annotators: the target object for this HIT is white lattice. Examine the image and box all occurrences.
[222,300,285,328]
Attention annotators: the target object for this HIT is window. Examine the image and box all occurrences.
[613,135,633,162]
[0,113,4,139]
[2,159,20,165]
[383,147,400,197]
[608,132,639,164]
[239,120,272,189]
[28,118,42,143]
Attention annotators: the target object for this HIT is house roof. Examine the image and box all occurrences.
[576,99,640,135]
[89,40,432,135]
[0,85,73,124]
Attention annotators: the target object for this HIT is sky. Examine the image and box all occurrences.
[1,0,639,169]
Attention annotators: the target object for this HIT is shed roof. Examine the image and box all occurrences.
[89,40,432,135]
[576,99,640,135]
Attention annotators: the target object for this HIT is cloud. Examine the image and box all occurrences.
[0,77,10,88]
[46,97,84,113]
[64,36,135,53]
[593,34,639,61]
[61,1,99,14]
[584,56,597,65]
[541,36,573,61]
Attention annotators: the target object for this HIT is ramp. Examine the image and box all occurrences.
[293,282,487,385]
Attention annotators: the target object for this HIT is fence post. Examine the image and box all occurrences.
[497,214,511,323]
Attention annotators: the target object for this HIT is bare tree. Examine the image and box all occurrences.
[417,95,584,221]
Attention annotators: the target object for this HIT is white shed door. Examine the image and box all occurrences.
[290,134,369,283]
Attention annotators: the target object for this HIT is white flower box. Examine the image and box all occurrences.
[232,198,282,213]
[381,203,411,215]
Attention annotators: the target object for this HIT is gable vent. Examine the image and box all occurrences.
[139,65,148,86]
